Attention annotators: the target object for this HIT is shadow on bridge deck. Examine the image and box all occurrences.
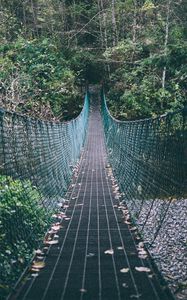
[9,91,174,300]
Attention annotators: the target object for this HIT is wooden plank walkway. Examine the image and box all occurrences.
[10,95,174,300]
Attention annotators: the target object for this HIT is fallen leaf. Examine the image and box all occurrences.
[48,230,56,234]
[138,249,147,255]
[51,225,61,231]
[31,268,40,272]
[120,268,129,273]
[113,184,118,188]
[86,253,95,258]
[117,246,124,250]
[52,214,58,218]
[31,273,39,277]
[80,288,87,293]
[122,283,128,288]
[122,210,129,216]
[130,227,137,231]
[32,261,45,269]
[135,266,151,272]
[63,204,69,209]
[124,221,131,225]
[54,213,67,219]
[138,255,148,259]
[104,249,114,255]
[34,249,43,255]
[62,198,68,202]
[118,206,125,210]
[45,240,58,245]
[114,186,119,191]
[59,212,66,217]
[137,243,148,259]
[36,256,45,260]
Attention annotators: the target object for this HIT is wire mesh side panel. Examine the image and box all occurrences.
[1,94,89,197]
[101,91,187,290]
[0,94,89,295]
[102,92,186,242]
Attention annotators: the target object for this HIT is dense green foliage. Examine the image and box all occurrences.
[0,0,186,119]
[0,176,51,297]
[0,1,186,297]
[0,38,83,120]
[105,3,187,119]
[106,38,187,119]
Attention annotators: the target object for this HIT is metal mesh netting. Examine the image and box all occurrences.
[101,90,187,294]
[0,93,89,294]
[0,94,89,198]
[101,90,187,244]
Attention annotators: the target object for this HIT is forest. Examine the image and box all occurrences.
[1,0,187,121]
[0,1,187,299]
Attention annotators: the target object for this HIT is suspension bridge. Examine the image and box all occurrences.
[0,87,186,300]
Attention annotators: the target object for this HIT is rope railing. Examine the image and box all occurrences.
[0,93,89,296]
[101,89,187,292]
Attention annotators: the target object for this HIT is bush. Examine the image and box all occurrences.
[0,37,82,121]
[0,176,51,297]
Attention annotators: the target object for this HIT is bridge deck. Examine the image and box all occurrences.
[11,96,173,300]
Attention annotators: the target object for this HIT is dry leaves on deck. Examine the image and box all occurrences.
[45,240,59,245]
[120,268,130,273]
[80,288,87,293]
[86,253,95,258]
[135,266,151,272]
[32,261,45,270]
[137,242,148,259]
[104,249,114,255]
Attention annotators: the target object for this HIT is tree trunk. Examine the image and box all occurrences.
[22,1,27,37]
[100,0,111,77]
[73,0,78,48]
[97,0,104,48]
[162,0,171,90]
[111,0,117,46]
[59,0,65,31]
[100,0,108,49]
[30,0,38,37]
[131,0,138,62]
